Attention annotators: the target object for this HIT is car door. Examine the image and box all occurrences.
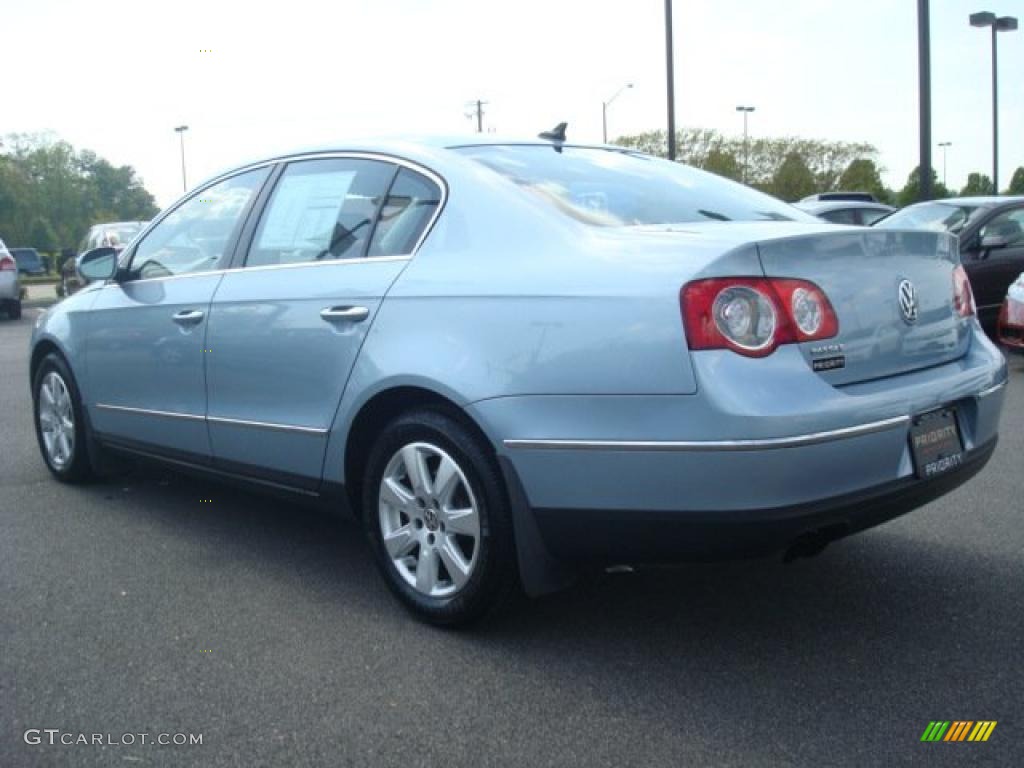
[962,205,1024,330]
[85,167,271,459]
[204,156,443,488]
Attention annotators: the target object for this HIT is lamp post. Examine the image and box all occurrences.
[970,11,1018,194]
[602,83,633,144]
[938,141,952,187]
[736,106,755,183]
[173,125,189,193]
[664,0,676,160]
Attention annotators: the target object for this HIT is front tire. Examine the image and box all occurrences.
[8,300,21,319]
[33,353,96,483]
[362,407,517,626]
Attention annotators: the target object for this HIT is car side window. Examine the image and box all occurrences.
[129,168,269,280]
[368,169,443,256]
[246,158,396,267]
[820,208,857,225]
[860,208,889,226]
[979,208,1024,251]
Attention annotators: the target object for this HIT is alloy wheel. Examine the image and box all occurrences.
[378,441,481,598]
[38,371,75,470]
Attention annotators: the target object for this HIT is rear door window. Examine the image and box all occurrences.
[246,158,396,267]
[368,168,442,256]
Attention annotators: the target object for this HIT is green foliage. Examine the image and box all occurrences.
[838,159,892,204]
[897,166,951,207]
[0,133,159,250]
[702,149,741,181]
[960,172,994,197]
[772,153,817,202]
[1008,167,1024,195]
[615,127,887,200]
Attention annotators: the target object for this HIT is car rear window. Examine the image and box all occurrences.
[453,145,806,227]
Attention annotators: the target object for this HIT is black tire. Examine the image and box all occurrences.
[9,300,21,320]
[362,407,518,627]
[32,353,97,483]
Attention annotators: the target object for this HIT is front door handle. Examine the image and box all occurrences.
[172,309,205,326]
[320,306,370,323]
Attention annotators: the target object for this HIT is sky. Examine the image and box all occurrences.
[3,0,1022,208]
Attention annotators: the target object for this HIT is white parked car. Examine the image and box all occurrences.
[0,237,22,319]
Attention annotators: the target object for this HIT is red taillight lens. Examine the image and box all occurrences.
[952,265,975,318]
[681,277,839,357]
[0,256,16,272]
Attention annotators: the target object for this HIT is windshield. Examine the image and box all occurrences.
[454,145,807,226]
[874,202,981,234]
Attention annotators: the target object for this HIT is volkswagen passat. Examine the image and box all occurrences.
[29,136,1008,625]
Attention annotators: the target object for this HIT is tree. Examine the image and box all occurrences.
[1005,167,1024,195]
[771,153,817,201]
[701,149,742,181]
[0,132,159,250]
[897,166,950,207]
[838,158,892,204]
[960,172,994,197]
[616,128,881,196]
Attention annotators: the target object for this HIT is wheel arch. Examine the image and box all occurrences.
[341,384,497,521]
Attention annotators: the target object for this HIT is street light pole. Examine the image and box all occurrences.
[938,141,952,187]
[918,0,932,201]
[736,106,755,183]
[174,125,189,193]
[970,11,1018,194]
[602,83,633,144]
[664,0,676,160]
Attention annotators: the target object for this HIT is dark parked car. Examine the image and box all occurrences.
[10,247,47,276]
[60,222,147,296]
[874,196,1024,334]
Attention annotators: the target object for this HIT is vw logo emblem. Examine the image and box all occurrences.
[898,279,918,324]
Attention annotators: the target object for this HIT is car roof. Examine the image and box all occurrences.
[912,196,1024,207]
[794,200,894,214]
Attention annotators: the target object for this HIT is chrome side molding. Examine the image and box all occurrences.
[94,404,328,436]
[503,415,912,452]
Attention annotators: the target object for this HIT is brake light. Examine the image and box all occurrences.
[0,256,16,271]
[681,277,839,357]
[952,265,975,318]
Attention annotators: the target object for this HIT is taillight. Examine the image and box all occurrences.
[0,256,16,271]
[681,277,839,357]
[952,265,975,318]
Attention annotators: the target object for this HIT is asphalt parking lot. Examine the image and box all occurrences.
[2,308,1021,767]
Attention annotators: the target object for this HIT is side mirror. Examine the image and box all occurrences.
[980,233,1009,250]
[77,247,119,282]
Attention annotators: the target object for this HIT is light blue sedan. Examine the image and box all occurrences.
[29,136,1008,625]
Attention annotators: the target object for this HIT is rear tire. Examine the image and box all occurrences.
[33,353,96,483]
[9,300,21,320]
[362,407,517,627]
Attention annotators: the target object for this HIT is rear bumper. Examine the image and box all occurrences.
[529,436,997,564]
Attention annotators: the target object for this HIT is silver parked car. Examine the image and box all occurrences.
[0,237,22,319]
[29,136,1007,625]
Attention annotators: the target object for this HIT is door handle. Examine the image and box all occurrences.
[320,306,370,323]
[172,309,205,326]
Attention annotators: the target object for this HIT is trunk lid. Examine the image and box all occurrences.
[755,228,969,385]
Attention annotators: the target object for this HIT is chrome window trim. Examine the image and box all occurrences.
[99,254,413,287]
[502,415,911,452]
[113,151,447,288]
[94,404,328,436]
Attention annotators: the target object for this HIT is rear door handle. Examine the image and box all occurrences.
[172,309,205,326]
[320,306,370,323]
